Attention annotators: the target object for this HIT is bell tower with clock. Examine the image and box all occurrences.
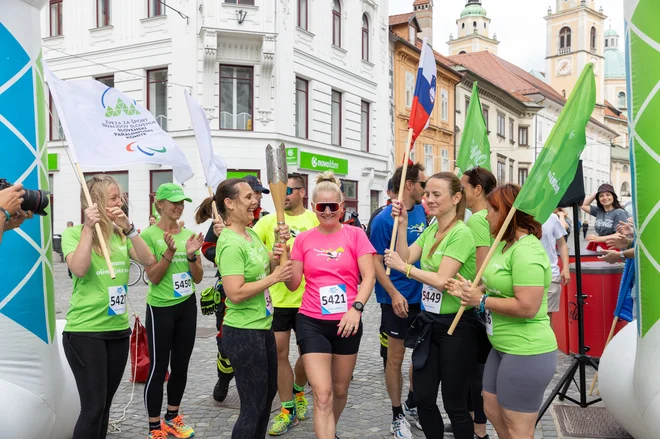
[545,0,606,104]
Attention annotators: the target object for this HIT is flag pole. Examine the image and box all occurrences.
[74,163,117,279]
[386,128,414,276]
[448,206,517,335]
[588,317,619,395]
[206,186,220,220]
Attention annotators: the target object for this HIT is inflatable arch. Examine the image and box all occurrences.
[0,1,79,438]
[599,1,660,438]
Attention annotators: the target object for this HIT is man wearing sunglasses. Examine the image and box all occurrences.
[252,174,320,435]
[368,163,428,438]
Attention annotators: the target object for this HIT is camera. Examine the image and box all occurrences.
[0,178,50,216]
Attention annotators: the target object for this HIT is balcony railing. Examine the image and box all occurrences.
[558,47,571,55]
[220,111,252,130]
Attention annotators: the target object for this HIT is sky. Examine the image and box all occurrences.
[388,0,625,73]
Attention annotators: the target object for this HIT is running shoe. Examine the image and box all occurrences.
[268,407,299,436]
[213,378,229,402]
[402,401,422,430]
[147,429,167,439]
[390,414,413,439]
[162,415,195,438]
[295,392,309,421]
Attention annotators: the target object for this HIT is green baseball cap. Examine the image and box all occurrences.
[155,183,192,202]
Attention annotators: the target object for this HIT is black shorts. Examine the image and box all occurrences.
[380,303,421,340]
[272,307,299,332]
[295,313,362,355]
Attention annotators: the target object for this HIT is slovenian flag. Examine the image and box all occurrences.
[408,38,437,147]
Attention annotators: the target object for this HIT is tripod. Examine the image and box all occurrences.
[536,203,601,425]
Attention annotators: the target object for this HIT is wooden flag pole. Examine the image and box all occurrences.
[447,206,517,335]
[207,186,220,220]
[588,317,619,395]
[386,128,414,276]
[74,163,116,279]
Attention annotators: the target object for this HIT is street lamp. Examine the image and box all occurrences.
[236,9,247,24]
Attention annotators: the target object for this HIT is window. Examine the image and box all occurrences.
[332,0,341,47]
[465,97,470,115]
[518,167,528,186]
[220,65,253,131]
[621,181,631,196]
[590,26,597,51]
[441,149,450,172]
[362,14,369,61]
[623,164,629,173]
[297,0,307,30]
[409,144,416,162]
[50,0,63,36]
[424,144,434,173]
[497,112,505,137]
[482,106,489,131]
[147,68,168,131]
[519,126,529,146]
[361,100,370,152]
[509,118,514,140]
[509,159,514,183]
[48,174,54,231]
[340,179,358,212]
[331,90,342,146]
[538,122,543,142]
[409,25,416,44]
[497,156,506,183]
[49,93,62,141]
[441,89,448,121]
[96,75,114,88]
[148,0,166,17]
[473,21,477,28]
[405,71,415,108]
[559,26,571,52]
[295,77,308,138]
[618,91,626,108]
[97,0,111,27]
[370,190,380,215]
[150,170,173,212]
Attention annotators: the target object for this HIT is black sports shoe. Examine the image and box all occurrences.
[213,378,230,402]
[475,435,490,439]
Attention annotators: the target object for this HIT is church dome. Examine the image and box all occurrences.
[460,1,487,18]
[605,48,626,78]
[604,27,619,38]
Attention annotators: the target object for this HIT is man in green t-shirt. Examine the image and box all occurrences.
[253,174,319,435]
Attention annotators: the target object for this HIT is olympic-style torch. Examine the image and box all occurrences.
[265,143,289,264]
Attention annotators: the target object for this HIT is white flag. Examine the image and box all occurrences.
[184,91,227,188]
[43,61,194,183]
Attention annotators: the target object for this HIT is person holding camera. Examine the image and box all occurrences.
[0,183,33,245]
[61,175,154,439]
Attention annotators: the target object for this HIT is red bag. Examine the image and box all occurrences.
[130,316,169,382]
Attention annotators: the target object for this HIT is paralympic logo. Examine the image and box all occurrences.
[126,142,167,156]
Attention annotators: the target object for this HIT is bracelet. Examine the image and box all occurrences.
[162,255,172,263]
[127,229,138,239]
[405,264,413,278]
[0,207,10,222]
[479,294,489,313]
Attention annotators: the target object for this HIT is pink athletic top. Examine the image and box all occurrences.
[291,225,376,320]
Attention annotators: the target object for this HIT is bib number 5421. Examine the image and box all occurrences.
[320,285,348,315]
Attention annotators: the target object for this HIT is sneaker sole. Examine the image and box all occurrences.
[268,419,299,436]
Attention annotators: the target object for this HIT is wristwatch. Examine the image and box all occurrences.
[187,254,198,263]
[619,251,626,262]
[352,301,364,313]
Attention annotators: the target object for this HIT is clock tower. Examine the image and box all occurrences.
[545,0,606,104]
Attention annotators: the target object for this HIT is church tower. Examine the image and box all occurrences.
[447,0,499,56]
[545,0,606,103]
[413,0,434,47]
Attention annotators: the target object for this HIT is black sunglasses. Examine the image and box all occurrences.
[414,180,427,190]
[286,187,304,195]
[314,202,341,213]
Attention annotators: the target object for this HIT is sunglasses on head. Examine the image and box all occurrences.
[286,187,304,195]
[314,202,341,213]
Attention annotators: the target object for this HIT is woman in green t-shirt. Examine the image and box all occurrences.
[384,172,480,439]
[448,184,557,439]
[141,183,204,439]
[215,178,292,439]
[62,175,154,439]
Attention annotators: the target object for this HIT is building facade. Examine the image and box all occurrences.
[42,0,390,233]
[447,0,499,56]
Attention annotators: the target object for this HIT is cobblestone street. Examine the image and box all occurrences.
[53,260,602,439]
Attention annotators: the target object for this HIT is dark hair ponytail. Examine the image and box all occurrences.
[463,166,497,197]
[195,197,214,224]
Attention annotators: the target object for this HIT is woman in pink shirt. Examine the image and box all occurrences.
[286,171,376,439]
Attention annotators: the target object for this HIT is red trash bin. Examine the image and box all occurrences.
[566,261,627,358]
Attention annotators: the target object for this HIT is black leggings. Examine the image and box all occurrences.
[467,363,487,424]
[413,320,479,439]
[62,332,129,439]
[222,325,278,439]
[144,294,197,418]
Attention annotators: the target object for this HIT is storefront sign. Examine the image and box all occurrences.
[48,153,59,171]
[286,147,299,165]
[299,151,348,175]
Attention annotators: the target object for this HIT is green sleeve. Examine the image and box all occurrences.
[218,237,247,277]
[443,225,476,264]
[511,242,548,287]
[251,214,272,245]
[126,234,133,251]
[414,222,434,247]
[467,214,491,248]
[61,225,82,258]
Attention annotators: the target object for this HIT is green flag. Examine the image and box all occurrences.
[513,64,596,224]
[456,82,491,173]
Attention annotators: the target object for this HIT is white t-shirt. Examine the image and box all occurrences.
[541,213,567,278]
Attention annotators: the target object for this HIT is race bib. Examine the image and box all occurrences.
[485,309,493,336]
[421,284,443,314]
[265,288,274,317]
[320,285,348,315]
[173,272,193,297]
[108,285,127,316]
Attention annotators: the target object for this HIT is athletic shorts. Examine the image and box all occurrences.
[483,348,557,413]
[547,276,562,313]
[295,313,362,356]
[272,307,299,332]
[380,303,421,340]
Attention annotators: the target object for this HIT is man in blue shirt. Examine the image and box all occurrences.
[370,163,427,438]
